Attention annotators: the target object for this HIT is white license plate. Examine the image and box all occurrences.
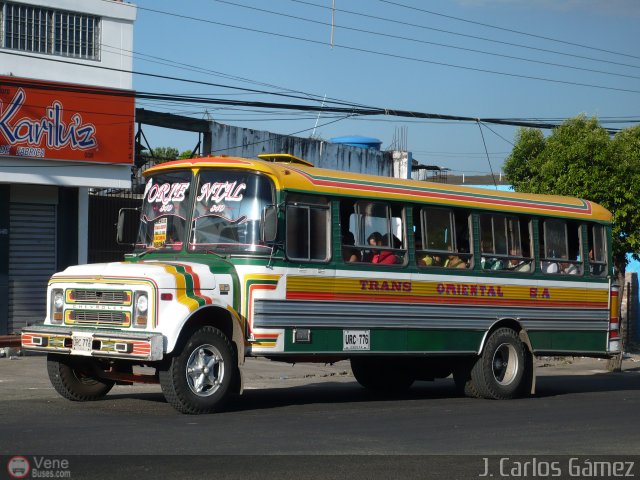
[72,333,93,354]
[343,330,370,351]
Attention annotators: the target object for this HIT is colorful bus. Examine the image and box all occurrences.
[21,154,619,413]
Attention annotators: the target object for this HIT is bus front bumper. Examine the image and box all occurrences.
[21,325,164,362]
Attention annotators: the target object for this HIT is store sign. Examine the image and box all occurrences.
[0,76,134,164]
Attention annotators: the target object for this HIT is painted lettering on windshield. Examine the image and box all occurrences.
[144,180,190,213]
[196,181,247,214]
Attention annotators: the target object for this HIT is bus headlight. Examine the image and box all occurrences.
[133,291,148,328]
[50,289,64,324]
[136,293,148,313]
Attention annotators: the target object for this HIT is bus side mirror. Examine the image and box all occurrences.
[261,205,278,244]
[117,208,140,245]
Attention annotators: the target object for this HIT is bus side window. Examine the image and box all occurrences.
[418,207,471,269]
[588,224,607,276]
[540,219,583,275]
[479,214,532,272]
[285,194,331,262]
[351,201,406,265]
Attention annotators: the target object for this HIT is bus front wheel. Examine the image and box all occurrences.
[47,354,114,401]
[159,326,235,414]
[469,328,529,400]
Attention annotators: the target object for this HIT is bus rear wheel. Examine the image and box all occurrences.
[469,328,529,400]
[350,357,414,392]
[159,326,235,414]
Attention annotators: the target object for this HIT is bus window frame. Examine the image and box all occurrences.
[478,213,533,273]
[285,194,331,263]
[588,223,608,276]
[540,219,584,275]
[351,200,407,266]
[417,206,472,269]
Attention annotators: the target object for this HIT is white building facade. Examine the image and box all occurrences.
[0,0,137,333]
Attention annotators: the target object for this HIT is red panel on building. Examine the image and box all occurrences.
[0,76,134,165]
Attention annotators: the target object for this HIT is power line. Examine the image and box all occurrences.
[100,42,366,107]
[287,0,640,71]
[128,3,640,95]
[377,0,640,61]
[211,0,640,81]
[0,68,628,133]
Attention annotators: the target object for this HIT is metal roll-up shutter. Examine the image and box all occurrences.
[8,203,57,333]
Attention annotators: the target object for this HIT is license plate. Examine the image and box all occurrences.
[72,333,93,354]
[343,330,370,351]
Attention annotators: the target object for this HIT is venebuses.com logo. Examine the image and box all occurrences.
[6,456,71,478]
[7,456,30,479]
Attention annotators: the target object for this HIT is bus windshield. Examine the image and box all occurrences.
[136,171,192,251]
[136,169,274,254]
[189,170,274,254]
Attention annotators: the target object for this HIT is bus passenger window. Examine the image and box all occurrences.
[480,214,532,272]
[540,219,583,275]
[418,207,471,269]
[285,194,330,262]
[347,201,406,265]
[588,224,607,276]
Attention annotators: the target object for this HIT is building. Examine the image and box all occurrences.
[0,0,137,333]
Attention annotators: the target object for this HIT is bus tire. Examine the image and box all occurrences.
[453,362,484,398]
[47,354,114,401]
[159,326,234,414]
[470,328,528,400]
[350,357,414,392]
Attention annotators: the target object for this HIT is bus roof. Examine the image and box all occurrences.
[144,156,612,222]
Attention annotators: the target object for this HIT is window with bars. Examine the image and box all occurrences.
[1,2,100,60]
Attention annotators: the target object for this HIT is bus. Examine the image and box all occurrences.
[21,153,619,413]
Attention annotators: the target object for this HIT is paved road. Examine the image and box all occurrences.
[1,355,639,478]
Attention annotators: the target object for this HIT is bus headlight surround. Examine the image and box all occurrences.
[133,291,149,328]
[53,292,64,310]
[136,293,148,314]
[50,289,64,324]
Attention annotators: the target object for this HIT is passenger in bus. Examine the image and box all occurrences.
[561,262,580,275]
[368,232,397,264]
[342,231,360,263]
[589,249,604,275]
[420,254,441,267]
[444,253,467,268]
[507,249,530,272]
[480,241,499,270]
[542,261,560,274]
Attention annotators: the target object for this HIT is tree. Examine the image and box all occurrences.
[504,115,640,275]
[150,147,179,162]
[504,116,640,368]
[148,147,195,163]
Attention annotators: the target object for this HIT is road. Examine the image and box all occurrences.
[1,354,639,478]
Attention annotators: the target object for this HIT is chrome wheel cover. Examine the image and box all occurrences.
[491,343,519,386]
[185,344,225,397]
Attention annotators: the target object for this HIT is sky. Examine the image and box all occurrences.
[125,0,640,176]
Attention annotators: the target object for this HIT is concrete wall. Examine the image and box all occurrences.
[209,122,394,177]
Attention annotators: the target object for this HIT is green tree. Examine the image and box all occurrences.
[504,115,640,275]
[150,147,179,162]
[504,116,640,367]
[178,149,194,159]
[149,147,195,163]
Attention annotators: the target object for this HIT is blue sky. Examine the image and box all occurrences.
[128,0,639,175]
